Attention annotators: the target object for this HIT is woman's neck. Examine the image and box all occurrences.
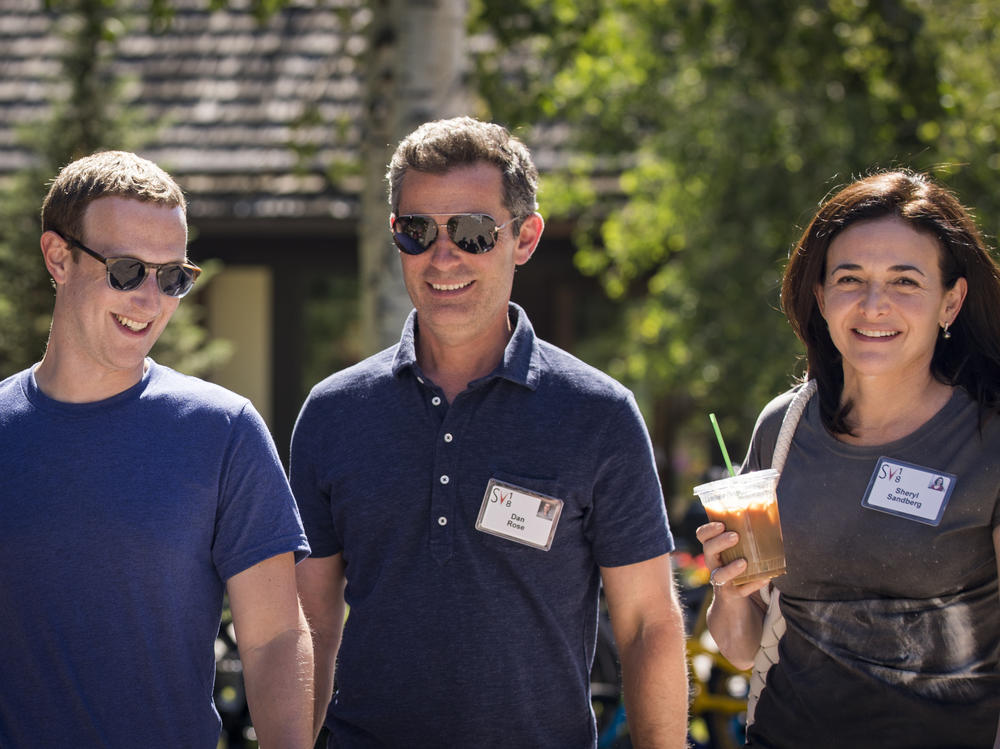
[838,372,953,446]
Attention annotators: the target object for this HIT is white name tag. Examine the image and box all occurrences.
[475,478,563,551]
[861,457,955,526]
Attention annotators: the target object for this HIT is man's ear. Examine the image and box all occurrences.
[40,231,73,285]
[513,212,544,266]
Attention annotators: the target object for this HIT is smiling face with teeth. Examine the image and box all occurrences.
[814,215,967,394]
[397,163,542,371]
[38,196,188,401]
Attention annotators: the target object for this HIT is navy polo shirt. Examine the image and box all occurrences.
[291,303,673,748]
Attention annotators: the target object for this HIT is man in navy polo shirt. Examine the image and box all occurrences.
[292,117,688,748]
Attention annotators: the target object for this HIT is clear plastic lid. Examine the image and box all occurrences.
[692,468,780,498]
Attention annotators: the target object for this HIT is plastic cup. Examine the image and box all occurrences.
[693,469,786,585]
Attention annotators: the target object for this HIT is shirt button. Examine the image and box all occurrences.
[443,433,453,443]
[440,475,450,485]
[417,376,424,384]
[438,516,448,526]
[431,396,442,406]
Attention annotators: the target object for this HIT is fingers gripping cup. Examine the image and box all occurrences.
[694,469,786,586]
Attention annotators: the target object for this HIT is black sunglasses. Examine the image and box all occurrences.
[390,213,517,255]
[58,233,202,298]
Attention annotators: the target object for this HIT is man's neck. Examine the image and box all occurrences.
[415,323,512,404]
[34,351,146,404]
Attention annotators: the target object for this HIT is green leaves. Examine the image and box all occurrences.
[474,0,1000,486]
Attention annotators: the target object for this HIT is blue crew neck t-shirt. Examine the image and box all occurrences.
[0,361,309,748]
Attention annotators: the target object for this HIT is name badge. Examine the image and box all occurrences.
[861,457,955,526]
[475,478,563,551]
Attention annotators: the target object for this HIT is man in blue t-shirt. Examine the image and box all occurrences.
[0,151,313,747]
[292,117,688,748]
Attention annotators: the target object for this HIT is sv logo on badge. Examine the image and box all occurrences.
[489,487,512,507]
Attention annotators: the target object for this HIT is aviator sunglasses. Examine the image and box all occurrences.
[390,213,518,255]
[57,233,202,298]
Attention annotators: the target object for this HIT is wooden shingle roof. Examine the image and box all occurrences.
[1,0,368,222]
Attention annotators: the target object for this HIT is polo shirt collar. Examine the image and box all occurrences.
[390,302,541,390]
[391,309,420,375]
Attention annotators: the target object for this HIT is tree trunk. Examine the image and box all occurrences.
[359,0,470,354]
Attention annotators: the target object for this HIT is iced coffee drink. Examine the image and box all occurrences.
[694,469,785,585]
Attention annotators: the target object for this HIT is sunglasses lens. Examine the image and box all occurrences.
[105,258,146,291]
[393,215,437,255]
[157,265,197,297]
[447,214,498,254]
[392,214,503,254]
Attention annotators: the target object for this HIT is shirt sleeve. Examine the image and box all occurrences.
[587,392,674,568]
[289,390,342,558]
[213,402,310,581]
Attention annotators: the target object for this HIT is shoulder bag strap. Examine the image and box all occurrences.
[745,378,817,728]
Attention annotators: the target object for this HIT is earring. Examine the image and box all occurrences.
[941,322,952,340]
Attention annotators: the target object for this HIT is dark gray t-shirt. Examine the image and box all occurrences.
[744,385,1000,749]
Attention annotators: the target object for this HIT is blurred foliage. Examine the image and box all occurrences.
[0,0,228,379]
[301,273,363,394]
[471,0,1000,494]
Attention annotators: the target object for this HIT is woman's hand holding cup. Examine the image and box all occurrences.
[695,521,771,598]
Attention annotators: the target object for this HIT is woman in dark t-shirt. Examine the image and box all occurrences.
[697,170,1000,749]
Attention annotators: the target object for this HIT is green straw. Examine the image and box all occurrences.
[709,413,735,477]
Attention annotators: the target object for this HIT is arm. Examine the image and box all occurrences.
[227,552,314,749]
[296,554,347,743]
[695,521,769,670]
[601,553,688,749]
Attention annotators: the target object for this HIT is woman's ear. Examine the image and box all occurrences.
[941,276,968,327]
[813,283,826,318]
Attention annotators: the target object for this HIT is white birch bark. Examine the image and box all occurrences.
[359,0,470,353]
